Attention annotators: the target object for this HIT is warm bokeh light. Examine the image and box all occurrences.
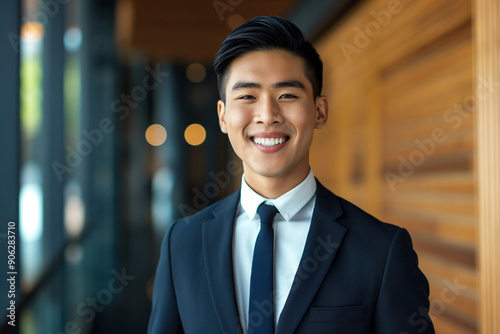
[184,123,206,146]
[227,14,246,30]
[146,124,167,146]
[21,22,44,42]
[186,63,206,83]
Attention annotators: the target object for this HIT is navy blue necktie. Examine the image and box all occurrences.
[248,203,279,334]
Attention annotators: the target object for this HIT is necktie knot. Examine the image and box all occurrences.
[257,203,279,226]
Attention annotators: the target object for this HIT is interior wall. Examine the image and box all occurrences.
[310,0,476,332]
[475,0,500,332]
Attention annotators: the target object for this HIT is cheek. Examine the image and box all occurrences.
[286,106,317,132]
[226,107,252,130]
[225,110,251,149]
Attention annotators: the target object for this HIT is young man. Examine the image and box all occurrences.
[148,16,435,334]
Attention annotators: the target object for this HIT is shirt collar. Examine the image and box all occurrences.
[240,169,317,222]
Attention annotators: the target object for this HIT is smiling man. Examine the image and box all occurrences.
[148,16,435,334]
[218,48,327,199]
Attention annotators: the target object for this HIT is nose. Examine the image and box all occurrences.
[256,96,283,125]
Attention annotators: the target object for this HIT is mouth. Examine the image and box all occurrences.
[250,136,290,147]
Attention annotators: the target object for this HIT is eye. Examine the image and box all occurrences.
[238,95,256,100]
[279,94,298,99]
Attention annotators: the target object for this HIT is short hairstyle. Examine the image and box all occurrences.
[213,16,323,102]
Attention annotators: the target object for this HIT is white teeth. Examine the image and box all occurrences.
[253,137,287,147]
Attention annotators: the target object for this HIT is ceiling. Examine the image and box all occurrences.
[116,0,299,63]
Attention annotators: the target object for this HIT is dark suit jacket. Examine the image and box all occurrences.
[148,180,435,333]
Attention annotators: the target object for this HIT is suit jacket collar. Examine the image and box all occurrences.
[202,180,347,334]
[276,180,347,333]
[202,190,244,333]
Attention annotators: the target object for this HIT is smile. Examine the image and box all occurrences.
[251,137,289,147]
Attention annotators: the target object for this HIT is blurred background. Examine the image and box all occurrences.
[1,0,499,333]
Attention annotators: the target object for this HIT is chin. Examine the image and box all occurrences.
[253,166,290,179]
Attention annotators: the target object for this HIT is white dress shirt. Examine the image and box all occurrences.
[233,169,317,332]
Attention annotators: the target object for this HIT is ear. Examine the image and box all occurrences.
[217,100,228,134]
[314,95,328,129]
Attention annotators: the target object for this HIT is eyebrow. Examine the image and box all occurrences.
[273,80,305,90]
[231,80,306,92]
[231,81,261,91]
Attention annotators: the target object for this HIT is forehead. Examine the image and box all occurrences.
[225,49,311,90]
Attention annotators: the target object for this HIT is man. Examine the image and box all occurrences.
[148,16,435,334]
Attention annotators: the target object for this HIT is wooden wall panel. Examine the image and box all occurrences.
[310,0,477,332]
[475,0,500,332]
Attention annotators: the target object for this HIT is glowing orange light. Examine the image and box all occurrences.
[146,124,167,146]
[184,123,206,146]
[21,22,44,42]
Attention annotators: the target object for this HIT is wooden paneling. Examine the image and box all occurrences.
[311,0,477,332]
[475,0,500,333]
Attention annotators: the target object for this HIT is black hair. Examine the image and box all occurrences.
[213,16,323,102]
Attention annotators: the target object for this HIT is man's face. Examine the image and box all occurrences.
[218,49,328,188]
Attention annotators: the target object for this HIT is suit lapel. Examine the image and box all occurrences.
[276,181,347,334]
[202,191,243,334]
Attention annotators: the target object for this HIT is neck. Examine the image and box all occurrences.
[244,166,310,199]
